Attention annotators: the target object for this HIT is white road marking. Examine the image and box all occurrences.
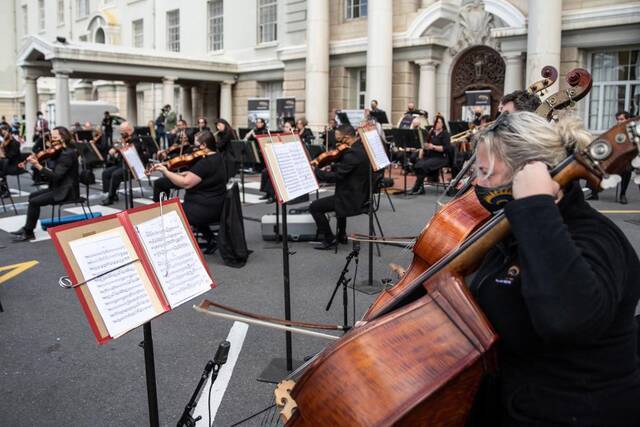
[193,322,248,425]
[64,205,121,216]
[0,215,49,242]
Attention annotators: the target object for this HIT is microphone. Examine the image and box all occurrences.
[214,340,230,366]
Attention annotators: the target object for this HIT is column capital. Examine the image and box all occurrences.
[415,59,440,68]
[125,80,139,88]
[502,51,523,62]
[52,67,73,77]
[162,76,178,83]
[221,80,236,86]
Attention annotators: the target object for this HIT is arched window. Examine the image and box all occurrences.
[94,28,106,43]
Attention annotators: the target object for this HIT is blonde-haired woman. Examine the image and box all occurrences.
[468,111,640,426]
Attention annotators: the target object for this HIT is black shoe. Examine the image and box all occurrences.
[101,197,114,206]
[410,187,425,195]
[113,194,119,202]
[314,238,337,250]
[258,194,269,200]
[12,231,35,242]
[587,192,599,201]
[9,227,25,236]
[338,235,348,245]
[266,197,275,204]
[619,194,628,204]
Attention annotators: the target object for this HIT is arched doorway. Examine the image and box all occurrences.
[450,46,505,120]
[94,28,106,44]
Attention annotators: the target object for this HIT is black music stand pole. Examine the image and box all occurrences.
[240,147,246,204]
[258,201,301,383]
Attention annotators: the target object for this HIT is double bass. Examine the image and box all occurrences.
[272,70,604,426]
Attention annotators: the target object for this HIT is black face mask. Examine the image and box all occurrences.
[474,183,514,214]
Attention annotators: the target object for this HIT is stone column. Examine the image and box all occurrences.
[416,60,438,118]
[366,0,393,112]
[162,76,176,109]
[305,0,329,130]
[180,86,193,124]
[125,81,138,126]
[219,81,234,121]
[24,76,39,145]
[54,69,72,128]
[526,0,562,94]
[503,53,524,95]
[191,86,203,122]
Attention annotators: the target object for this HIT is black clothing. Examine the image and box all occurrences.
[620,166,633,197]
[218,183,250,267]
[0,136,22,177]
[413,129,451,188]
[25,148,79,233]
[260,168,275,198]
[298,128,315,146]
[310,140,369,241]
[102,166,124,199]
[215,131,237,179]
[183,153,227,234]
[470,182,640,426]
[309,195,347,241]
[153,176,179,202]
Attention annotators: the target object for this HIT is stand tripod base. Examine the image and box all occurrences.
[625,219,640,227]
[351,278,392,295]
[257,358,303,384]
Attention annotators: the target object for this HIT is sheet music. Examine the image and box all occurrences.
[120,145,146,180]
[135,210,213,308]
[363,129,391,171]
[270,141,318,202]
[69,228,158,338]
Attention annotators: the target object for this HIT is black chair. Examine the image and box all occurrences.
[50,196,93,225]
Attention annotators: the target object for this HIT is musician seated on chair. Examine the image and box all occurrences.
[467,111,640,426]
[0,126,23,197]
[410,114,452,195]
[309,124,370,250]
[101,121,138,206]
[12,127,79,242]
[147,130,225,255]
[152,119,194,202]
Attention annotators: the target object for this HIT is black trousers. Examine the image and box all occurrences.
[153,176,179,202]
[25,189,56,233]
[102,165,124,198]
[0,159,18,179]
[183,198,224,242]
[309,195,346,242]
[413,157,448,189]
[260,169,274,197]
[620,168,632,197]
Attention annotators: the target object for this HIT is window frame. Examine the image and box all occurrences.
[584,48,640,132]
[22,4,28,34]
[345,0,368,21]
[207,0,224,52]
[57,0,65,26]
[357,68,367,110]
[76,0,90,19]
[132,18,144,48]
[166,9,180,52]
[38,0,45,32]
[257,0,278,45]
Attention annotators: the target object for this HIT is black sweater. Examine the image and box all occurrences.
[470,182,640,426]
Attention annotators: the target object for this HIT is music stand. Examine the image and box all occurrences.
[370,110,389,125]
[390,129,421,196]
[335,111,351,126]
[230,141,246,203]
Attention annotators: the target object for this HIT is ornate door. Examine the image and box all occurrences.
[450,46,505,120]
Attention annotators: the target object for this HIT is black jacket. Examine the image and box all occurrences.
[316,140,370,217]
[470,182,640,426]
[40,148,79,202]
[4,136,22,166]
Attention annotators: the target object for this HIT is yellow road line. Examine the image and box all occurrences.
[0,260,39,285]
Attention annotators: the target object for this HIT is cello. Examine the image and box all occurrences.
[272,116,640,427]
[270,72,610,426]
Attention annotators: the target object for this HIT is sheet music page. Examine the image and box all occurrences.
[135,210,213,308]
[270,141,319,202]
[363,129,391,171]
[120,145,146,180]
[69,228,159,338]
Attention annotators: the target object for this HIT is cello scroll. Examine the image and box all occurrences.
[536,68,593,120]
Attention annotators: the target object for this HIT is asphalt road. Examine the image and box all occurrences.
[0,172,639,426]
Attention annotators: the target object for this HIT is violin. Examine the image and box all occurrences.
[157,130,190,160]
[147,148,214,174]
[18,141,64,169]
[310,144,349,168]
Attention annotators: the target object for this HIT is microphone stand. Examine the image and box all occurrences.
[325,241,359,331]
[177,341,230,427]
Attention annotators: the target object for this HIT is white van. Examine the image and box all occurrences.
[46,101,126,138]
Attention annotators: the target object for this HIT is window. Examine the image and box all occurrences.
[207,0,224,51]
[132,19,144,48]
[588,49,640,131]
[76,0,89,18]
[57,0,65,24]
[166,9,180,52]
[262,81,283,126]
[345,0,368,20]
[22,5,28,34]
[357,69,366,109]
[38,0,45,31]
[258,0,277,44]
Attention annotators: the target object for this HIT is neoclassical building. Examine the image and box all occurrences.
[1,0,638,144]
